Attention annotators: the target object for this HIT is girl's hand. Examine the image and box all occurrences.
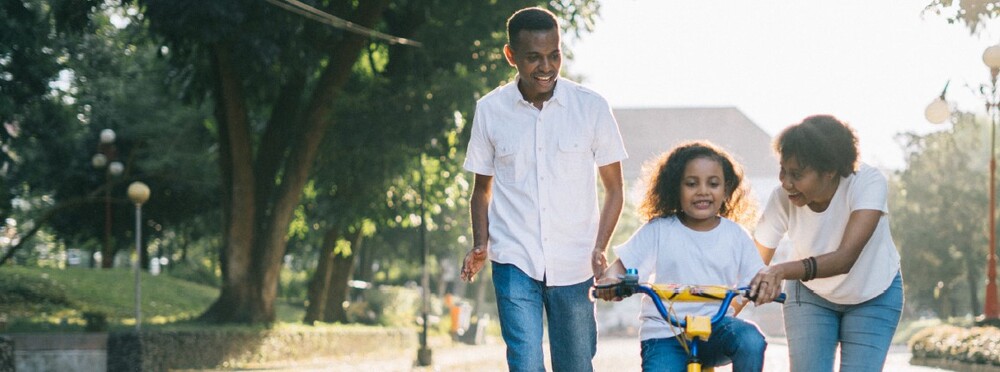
[593,276,624,302]
[749,266,784,306]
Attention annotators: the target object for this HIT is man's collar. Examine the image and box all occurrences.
[507,76,566,109]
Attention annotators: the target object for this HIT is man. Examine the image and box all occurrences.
[460,7,627,371]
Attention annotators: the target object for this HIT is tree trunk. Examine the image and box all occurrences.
[198,1,388,324]
[325,231,362,323]
[199,43,259,323]
[966,252,982,315]
[304,228,340,324]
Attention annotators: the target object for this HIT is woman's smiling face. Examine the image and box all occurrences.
[779,156,839,212]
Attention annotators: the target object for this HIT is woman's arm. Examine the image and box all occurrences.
[749,209,881,304]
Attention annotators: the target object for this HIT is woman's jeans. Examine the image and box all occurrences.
[783,272,904,372]
[492,262,597,372]
[639,316,766,372]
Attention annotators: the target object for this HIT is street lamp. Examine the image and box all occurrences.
[416,153,432,366]
[127,181,150,330]
[91,129,123,268]
[926,44,1000,319]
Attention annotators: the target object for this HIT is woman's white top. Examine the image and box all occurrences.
[755,163,901,304]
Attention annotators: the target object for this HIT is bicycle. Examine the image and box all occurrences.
[592,268,786,372]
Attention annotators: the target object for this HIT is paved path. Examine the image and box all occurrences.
[262,336,952,371]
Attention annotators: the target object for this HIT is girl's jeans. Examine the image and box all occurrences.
[783,272,904,372]
[639,316,766,372]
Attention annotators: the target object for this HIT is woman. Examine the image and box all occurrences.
[748,115,903,372]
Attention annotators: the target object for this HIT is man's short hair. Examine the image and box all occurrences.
[506,7,558,49]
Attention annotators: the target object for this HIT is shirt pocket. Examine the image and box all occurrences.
[495,141,520,183]
[557,136,592,179]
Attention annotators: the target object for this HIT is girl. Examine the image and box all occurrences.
[748,115,903,372]
[596,141,769,372]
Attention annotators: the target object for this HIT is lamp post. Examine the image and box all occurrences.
[926,44,1000,319]
[416,153,433,366]
[91,129,123,268]
[127,181,150,330]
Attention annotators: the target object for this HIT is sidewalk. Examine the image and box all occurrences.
[279,336,953,371]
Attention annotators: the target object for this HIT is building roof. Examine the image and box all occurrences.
[615,107,779,182]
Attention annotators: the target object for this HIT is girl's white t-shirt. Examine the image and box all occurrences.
[754,163,901,304]
[615,216,764,341]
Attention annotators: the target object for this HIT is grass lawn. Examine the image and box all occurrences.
[0,266,305,332]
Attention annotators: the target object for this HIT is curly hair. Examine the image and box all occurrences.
[775,115,859,177]
[638,141,756,227]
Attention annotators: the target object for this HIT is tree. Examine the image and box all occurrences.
[891,111,989,316]
[924,0,1000,33]
[132,0,600,324]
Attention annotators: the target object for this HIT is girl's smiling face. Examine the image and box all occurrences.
[679,157,726,231]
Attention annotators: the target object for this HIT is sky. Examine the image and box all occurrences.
[565,1,1000,170]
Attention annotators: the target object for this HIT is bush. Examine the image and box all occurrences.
[909,324,1000,366]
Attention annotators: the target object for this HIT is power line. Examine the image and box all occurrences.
[264,0,422,47]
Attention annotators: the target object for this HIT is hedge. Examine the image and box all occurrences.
[909,325,1000,367]
[106,326,416,371]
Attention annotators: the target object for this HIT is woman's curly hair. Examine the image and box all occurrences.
[638,141,757,227]
[775,115,859,177]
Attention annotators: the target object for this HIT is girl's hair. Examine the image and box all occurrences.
[639,141,755,226]
[775,115,859,177]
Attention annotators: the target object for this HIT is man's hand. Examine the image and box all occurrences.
[460,245,489,282]
[591,249,608,280]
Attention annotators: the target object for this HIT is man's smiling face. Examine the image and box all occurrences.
[504,28,561,106]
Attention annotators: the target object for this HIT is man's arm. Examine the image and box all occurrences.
[461,173,493,282]
[592,162,624,279]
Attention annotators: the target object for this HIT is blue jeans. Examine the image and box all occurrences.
[640,316,766,372]
[492,262,597,372]
[783,272,903,372]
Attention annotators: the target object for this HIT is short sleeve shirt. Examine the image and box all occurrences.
[615,217,764,341]
[754,163,901,304]
[463,77,628,286]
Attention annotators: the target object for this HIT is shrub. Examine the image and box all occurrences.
[909,325,1000,366]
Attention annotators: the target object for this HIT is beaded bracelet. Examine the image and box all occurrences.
[801,256,818,281]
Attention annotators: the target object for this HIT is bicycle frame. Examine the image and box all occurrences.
[593,268,785,372]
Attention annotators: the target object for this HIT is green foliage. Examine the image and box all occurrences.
[924,0,1000,34]
[0,266,218,330]
[891,111,988,317]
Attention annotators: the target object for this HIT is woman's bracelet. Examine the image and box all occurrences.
[801,256,818,281]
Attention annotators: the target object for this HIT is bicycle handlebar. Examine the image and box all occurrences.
[592,268,786,328]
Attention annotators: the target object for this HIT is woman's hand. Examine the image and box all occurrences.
[749,265,785,306]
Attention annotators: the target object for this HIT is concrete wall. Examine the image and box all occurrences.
[10,334,106,372]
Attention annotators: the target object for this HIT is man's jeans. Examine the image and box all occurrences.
[639,316,766,372]
[492,262,597,372]
[783,272,904,372]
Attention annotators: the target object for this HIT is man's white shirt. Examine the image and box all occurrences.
[463,77,628,286]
